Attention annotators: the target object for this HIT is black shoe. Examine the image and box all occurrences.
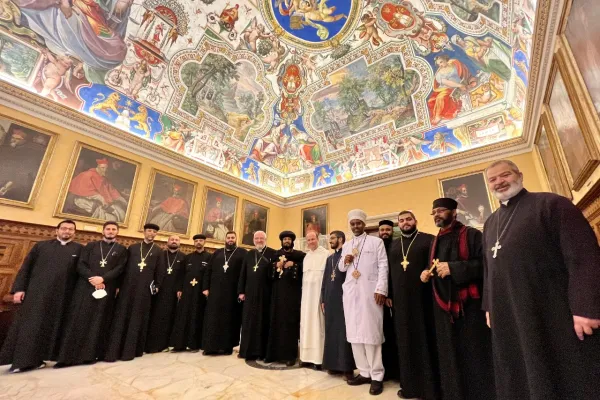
[347,374,371,386]
[312,364,322,371]
[369,380,383,395]
[203,350,216,356]
[223,350,233,356]
[299,362,311,368]
[53,362,69,369]
[285,359,296,367]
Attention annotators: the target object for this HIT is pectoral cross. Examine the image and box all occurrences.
[279,255,287,263]
[190,278,198,286]
[167,266,173,275]
[253,265,259,272]
[100,260,107,268]
[223,262,229,272]
[330,270,336,281]
[401,256,410,272]
[491,241,502,259]
[351,269,361,280]
[138,260,146,271]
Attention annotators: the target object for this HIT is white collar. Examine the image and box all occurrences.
[57,238,71,246]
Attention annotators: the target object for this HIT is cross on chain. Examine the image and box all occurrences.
[100,259,107,268]
[138,260,146,271]
[253,264,259,272]
[167,266,173,274]
[401,257,410,271]
[190,278,198,286]
[491,241,502,259]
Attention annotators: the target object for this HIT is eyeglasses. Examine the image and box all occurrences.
[431,208,450,216]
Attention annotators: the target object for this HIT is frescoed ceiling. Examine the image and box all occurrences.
[0,0,537,196]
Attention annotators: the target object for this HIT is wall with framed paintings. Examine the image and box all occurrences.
[0,105,286,249]
[283,152,546,237]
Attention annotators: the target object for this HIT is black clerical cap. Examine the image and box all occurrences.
[193,234,206,240]
[378,220,394,227]
[279,230,296,241]
[432,198,458,210]
[144,223,160,231]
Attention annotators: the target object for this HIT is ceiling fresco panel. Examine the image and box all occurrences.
[0,0,537,196]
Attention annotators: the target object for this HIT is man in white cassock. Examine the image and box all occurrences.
[339,209,388,396]
[299,231,329,369]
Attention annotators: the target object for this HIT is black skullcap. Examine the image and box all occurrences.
[432,198,458,210]
[143,223,160,231]
[378,220,394,228]
[193,234,206,240]
[279,230,296,241]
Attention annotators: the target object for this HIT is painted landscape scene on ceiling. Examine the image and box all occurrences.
[0,0,536,196]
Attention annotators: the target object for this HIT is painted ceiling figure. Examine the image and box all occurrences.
[452,35,512,82]
[219,3,240,31]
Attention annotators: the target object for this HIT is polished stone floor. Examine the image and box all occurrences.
[0,350,403,399]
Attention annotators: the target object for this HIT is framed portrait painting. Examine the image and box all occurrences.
[0,118,56,208]
[241,200,269,246]
[140,169,196,238]
[55,143,140,226]
[438,171,496,231]
[302,204,328,237]
[535,112,572,199]
[564,0,600,118]
[200,187,238,243]
[547,63,600,190]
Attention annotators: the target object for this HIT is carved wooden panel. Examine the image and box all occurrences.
[0,219,217,308]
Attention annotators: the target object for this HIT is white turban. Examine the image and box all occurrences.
[347,209,367,224]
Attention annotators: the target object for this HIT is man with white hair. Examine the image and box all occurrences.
[299,230,329,369]
[339,209,388,396]
[238,231,276,360]
[483,159,600,400]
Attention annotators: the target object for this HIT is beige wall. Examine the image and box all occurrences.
[0,105,285,249]
[283,152,546,237]
[0,105,548,247]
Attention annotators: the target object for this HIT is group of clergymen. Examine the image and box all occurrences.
[1,159,599,400]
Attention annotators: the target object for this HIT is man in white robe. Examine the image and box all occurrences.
[339,209,388,396]
[299,231,329,369]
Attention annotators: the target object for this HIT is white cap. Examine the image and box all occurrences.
[347,209,367,224]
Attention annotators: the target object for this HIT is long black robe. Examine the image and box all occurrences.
[320,249,355,372]
[0,240,82,370]
[104,241,165,362]
[170,250,211,351]
[265,248,305,363]
[430,221,495,400]
[238,247,276,359]
[56,240,128,365]
[145,249,186,353]
[202,247,247,353]
[483,189,600,400]
[381,237,399,381]
[389,232,440,400]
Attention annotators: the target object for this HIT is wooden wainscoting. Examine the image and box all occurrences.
[579,185,600,244]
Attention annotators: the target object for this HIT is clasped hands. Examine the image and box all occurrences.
[276,261,294,269]
[89,276,105,290]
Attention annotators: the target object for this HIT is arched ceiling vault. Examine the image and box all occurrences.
[0,0,563,205]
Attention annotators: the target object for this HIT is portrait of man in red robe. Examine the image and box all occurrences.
[146,181,191,234]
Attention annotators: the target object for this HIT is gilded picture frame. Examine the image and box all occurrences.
[535,108,572,199]
[198,186,239,245]
[545,53,600,191]
[438,171,497,231]
[54,142,141,227]
[0,115,57,209]
[139,168,197,239]
[301,204,328,238]
[240,200,269,248]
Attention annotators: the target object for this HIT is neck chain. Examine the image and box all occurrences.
[350,234,368,280]
[223,246,238,272]
[491,201,521,259]
[400,230,419,272]
[99,241,117,268]
[330,249,342,281]
[139,242,155,271]
[253,247,266,272]
[166,250,179,274]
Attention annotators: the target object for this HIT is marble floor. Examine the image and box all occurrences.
[0,350,403,399]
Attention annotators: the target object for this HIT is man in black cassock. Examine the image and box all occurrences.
[55,221,128,367]
[389,211,439,400]
[146,235,186,353]
[202,231,247,355]
[238,230,276,360]
[378,219,399,382]
[483,160,600,400]
[421,198,494,400]
[104,223,165,362]
[0,220,82,372]
[265,231,305,366]
[170,234,211,352]
[320,230,355,376]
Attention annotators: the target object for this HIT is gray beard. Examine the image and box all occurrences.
[493,180,524,202]
[255,245,265,251]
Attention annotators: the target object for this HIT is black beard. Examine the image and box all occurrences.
[400,226,417,236]
[225,243,236,250]
[381,237,393,250]
[282,243,293,251]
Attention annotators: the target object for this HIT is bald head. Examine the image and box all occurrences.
[254,230,266,250]
[167,235,180,251]
[306,231,319,251]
